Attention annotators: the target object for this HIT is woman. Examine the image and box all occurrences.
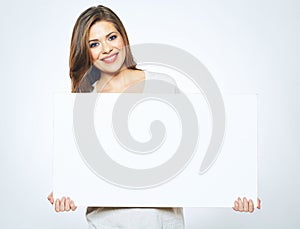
[48,5,260,228]
[69,4,145,93]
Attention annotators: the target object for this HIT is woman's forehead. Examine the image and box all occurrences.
[89,21,118,39]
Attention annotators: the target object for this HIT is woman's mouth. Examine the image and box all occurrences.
[101,53,118,64]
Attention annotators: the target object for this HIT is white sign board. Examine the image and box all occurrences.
[53,93,257,207]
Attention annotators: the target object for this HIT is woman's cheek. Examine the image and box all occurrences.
[90,50,99,61]
[115,39,125,49]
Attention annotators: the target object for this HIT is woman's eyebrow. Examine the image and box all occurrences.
[88,38,100,42]
[105,31,116,38]
[88,31,117,43]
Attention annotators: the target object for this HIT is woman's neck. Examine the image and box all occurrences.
[96,68,145,93]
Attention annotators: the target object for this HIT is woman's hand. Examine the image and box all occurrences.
[47,192,77,212]
[232,197,261,213]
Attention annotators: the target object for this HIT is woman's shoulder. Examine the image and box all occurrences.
[143,71,179,94]
[144,71,177,86]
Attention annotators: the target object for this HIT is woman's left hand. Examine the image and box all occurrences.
[232,197,261,213]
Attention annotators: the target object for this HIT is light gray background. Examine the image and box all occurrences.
[0,0,299,228]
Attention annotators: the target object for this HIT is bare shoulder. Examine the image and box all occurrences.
[127,69,145,82]
[145,71,177,86]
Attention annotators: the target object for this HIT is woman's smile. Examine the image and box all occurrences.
[100,52,119,64]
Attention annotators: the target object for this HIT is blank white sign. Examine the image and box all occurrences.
[53,93,257,207]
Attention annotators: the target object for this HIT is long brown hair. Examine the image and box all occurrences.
[69,5,138,92]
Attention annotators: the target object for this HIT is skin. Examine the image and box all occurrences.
[233,197,261,213]
[89,21,127,78]
[88,21,145,93]
[49,20,261,213]
[47,192,77,212]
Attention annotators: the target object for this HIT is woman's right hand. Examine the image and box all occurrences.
[47,192,77,212]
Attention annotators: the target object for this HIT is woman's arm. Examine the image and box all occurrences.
[47,192,77,212]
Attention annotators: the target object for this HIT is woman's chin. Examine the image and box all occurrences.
[95,63,127,76]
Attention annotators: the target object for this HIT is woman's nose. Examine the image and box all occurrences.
[102,40,112,54]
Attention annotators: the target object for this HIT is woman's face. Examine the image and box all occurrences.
[88,21,126,75]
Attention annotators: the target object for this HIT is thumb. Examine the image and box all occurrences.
[47,192,54,204]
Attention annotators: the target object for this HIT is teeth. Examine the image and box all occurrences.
[104,54,116,61]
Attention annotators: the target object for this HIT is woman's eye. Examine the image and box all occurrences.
[90,42,100,48]
[108,35,117,41]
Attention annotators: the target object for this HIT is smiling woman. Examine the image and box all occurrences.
[88,20,130,91]
[88,21,126,69]
[48,4,260,229]
[69,5,141,93]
